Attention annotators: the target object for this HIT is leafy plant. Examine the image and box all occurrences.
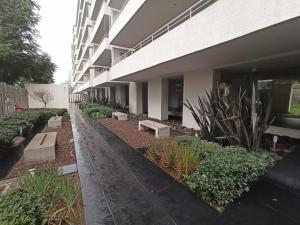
[0,168,80,225]
[175,146,199,178]
[0,108,67,146]
[0,189,43,225]
[147,139,199,178]
[184,146,274,207]
[79,102,115,119]
[147,141,163,161]
[160,139,178,169]
[19,168,59,205]
[148,136,274,208]
[184,85,273,151]
[175,136,222,159]
[48,177,79,225]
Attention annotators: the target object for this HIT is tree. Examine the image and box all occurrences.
[0,0,56,85]
[32,89,54,108]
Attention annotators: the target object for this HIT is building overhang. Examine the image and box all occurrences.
[110,15,300,82]
[109,0,204,47]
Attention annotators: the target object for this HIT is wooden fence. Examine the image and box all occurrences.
[0,82,28,118]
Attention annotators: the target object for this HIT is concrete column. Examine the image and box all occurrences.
[88,46,93,59]
[148,78,168,121]
[99,88,105,101]
[129,82,143,114]
[115,85,126,105]
[183,69,214,129]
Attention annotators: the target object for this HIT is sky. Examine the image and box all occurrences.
[35,0,77,84]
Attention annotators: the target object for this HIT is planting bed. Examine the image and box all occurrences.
[129,113,197,136]
[99,118,157,149]
[5,121,75,179]
[0,169,84,225]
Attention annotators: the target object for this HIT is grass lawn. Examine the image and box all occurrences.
[290,102,300,115]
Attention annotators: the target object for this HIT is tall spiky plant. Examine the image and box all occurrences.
[184,84,273,151]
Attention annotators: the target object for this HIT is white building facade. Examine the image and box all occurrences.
[71,0,300,129]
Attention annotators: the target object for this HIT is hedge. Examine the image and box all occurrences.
[79,102,114,119]
[0,108,67,146]
[175,136,275,207]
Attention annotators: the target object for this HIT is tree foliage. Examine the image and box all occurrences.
[0,0,56,85]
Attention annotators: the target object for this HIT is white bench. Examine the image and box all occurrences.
[138,120,170,138]
[112,112,128,121]
[24,132,57,164]
[48,116,62,128]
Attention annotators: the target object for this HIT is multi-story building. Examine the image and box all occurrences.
[71,0,300,129]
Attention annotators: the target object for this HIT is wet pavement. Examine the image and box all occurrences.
[70,105,300,225]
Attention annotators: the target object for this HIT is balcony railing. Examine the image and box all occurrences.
[112,0,216,65]
[95,66,110,77]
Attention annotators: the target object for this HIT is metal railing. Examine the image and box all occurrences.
[95,66,110,77]
[112,0,216,65]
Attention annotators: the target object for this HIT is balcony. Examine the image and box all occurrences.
[109,0,201,48]
[83,79,91,90]
[90,1,110,45]
[93,67,110,87]
[91,0,105,21]
[78,20,94,50]
[109,0,300,82]
[92,67,128,87]
[108,0,128,10]
[91,37,111,66]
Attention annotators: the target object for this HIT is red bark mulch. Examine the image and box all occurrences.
[7,121,76,178]
[99,118,157,149]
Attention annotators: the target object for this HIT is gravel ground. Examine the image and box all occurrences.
[99,118,157,149]
[7,121,75,178]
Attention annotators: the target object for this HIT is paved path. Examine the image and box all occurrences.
[70,105,300,225]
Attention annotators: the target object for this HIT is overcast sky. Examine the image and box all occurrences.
[35,0,77,84]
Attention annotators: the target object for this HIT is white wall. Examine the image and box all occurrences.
[148,78,168,120]
[25,83,69,110]
[182,69,214,129]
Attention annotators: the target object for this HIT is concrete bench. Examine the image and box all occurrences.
[24,132,57,164]
[138,120,170,138]
[48,116,62,128]
[112,112,128,121]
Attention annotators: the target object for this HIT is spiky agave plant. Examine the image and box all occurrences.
[184,84,273,151]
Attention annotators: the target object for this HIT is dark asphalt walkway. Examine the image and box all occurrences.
[70,105,300,225]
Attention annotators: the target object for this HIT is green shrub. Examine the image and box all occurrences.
[0,168,79,225]
[80,102,114,119]
[147,139,199,178]
[85,106,113,118]
[152,136,276,207]
[0,189,43,225]
[185,147,274,207]
[0,108,67,146]
[175,136,222,159]
[175,146,199,178]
